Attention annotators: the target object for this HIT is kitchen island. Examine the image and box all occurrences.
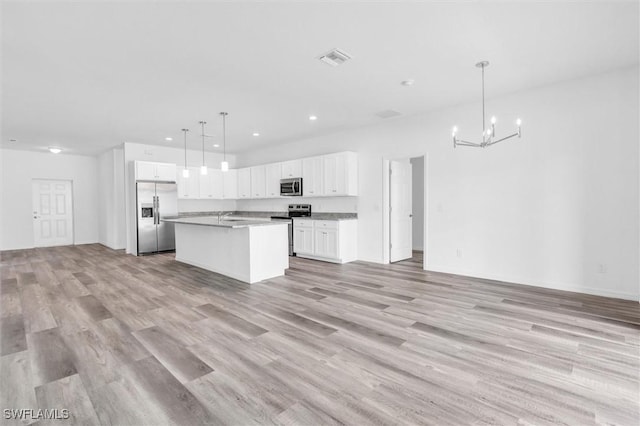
[162,216,289,284]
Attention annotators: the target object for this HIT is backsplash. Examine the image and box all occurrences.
[178,199,237,213]
[236,196,358,213]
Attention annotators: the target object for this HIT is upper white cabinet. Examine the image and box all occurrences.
[177,167,200,199]
[281,159,302,179]
[223,169,238,199]
[265,163,282,198]
[135,161,177,181]
[323,152,358,196]
[199,168,224,199]
[302,156,323,197]
[250,165,266,198]
[237,168,251,199]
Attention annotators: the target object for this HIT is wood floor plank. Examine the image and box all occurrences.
[27,328,78,387]
[0,314,27,356]
[1,244,638,425]
[132,326,213,383]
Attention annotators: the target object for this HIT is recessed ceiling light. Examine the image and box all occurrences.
[309,115,318,121]
[252,132,260,137]
[401,79,415,86]
[49,147,62,154]
[165,137,173,141]
[213,144,220,148]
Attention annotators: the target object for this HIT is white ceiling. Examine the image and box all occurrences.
[2,1,638,156]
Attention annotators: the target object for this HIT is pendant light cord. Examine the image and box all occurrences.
[182,128,189,168]
[200,121,206,166]
[221,112,227,162]
[481,64,486,140]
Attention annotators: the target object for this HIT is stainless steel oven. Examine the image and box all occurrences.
[271,204,311,256]
[280,178,302,196]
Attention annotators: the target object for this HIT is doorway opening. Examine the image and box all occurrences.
[388,155,425,265]
[32,179,74,247]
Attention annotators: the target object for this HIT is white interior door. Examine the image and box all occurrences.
[32,180,74,247]
[390,160,412,262]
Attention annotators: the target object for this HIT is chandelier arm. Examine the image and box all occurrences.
[484,132,520,147]
[456,140,483,147]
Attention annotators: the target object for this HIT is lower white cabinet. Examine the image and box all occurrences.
[293,218,357,263]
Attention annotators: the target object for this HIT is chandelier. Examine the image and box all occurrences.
[452,61,522,148]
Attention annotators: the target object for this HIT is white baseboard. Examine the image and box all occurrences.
[426,264,639,302]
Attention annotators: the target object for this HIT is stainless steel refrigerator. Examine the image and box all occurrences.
[136,181,178,255]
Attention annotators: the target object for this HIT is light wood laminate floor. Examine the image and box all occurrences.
[1,244,638,425]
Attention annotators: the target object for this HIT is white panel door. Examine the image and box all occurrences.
[389,160,413,262]
[32,180,73,247]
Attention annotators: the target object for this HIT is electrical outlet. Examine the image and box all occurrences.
[598,264,607,274]
[456,248,463,258]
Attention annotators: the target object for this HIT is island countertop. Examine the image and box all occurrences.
[162,216,285,229]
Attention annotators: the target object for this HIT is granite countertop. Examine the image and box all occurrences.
[162,216,287,229]
[171,211,358,221]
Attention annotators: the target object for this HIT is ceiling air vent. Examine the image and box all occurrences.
[318,48,352,67]
[376,110,402,119]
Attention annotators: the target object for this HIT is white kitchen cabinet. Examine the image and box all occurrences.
[293,218,357,263]
[177,167,200,199]
[293,219,314,255]
[281,159,302,178]
[135,161,177,182]
[237,168,251,199]
[314,228,339,259]
[323,152,358,196]
[199,168,224,199]
[302,156,323,197]
[250,165,266,198]
[265,163,282,198]
[223,169,238,199]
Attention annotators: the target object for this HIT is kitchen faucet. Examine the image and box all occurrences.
[217,211,233,221]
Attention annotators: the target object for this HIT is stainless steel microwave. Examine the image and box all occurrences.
[280,178,302,196]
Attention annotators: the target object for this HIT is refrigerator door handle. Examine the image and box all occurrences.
[154,196,159,225]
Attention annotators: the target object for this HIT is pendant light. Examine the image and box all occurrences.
[220,112,229,172]
[199,120,208,175]
[181,128,190,178]
[452,61,522,148]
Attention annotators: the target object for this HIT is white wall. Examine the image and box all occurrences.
[0,149,99,250]
[239,67,639,300]
[411,156,425,251]
[97,148,126,249]
[122,142,238,254]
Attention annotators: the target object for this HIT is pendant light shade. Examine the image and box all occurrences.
[220,112,229,172]
[199,121,208,175]
[181,128,190,178]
